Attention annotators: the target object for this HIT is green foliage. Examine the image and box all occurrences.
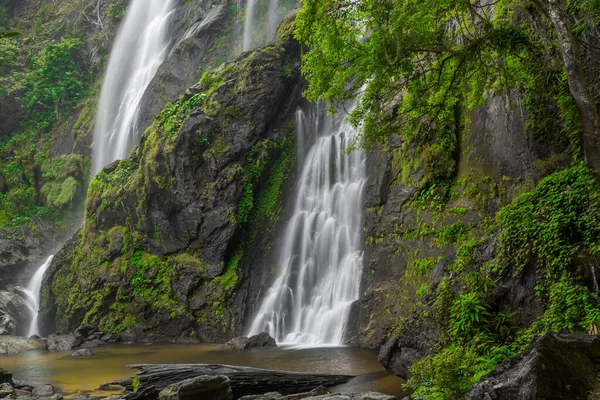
[405,165,600,399]
[107,1,127,20]
[23,37,89,131]
[294,0,593,182]
[497,165,600,276]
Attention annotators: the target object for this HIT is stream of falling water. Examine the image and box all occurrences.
[248,107,367,345]
[243,0,293,51]
[24,0,176,337]
[91,0,176,175]
[22,255,54,337]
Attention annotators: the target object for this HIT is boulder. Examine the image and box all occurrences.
[220,336,249,351]
[158,375,232,400]
[377,336,427,379]
[246,332,277,349]
[47,334,83,351]
[32,384,54,397]
[465,333,600,400]
[221,333,277,351]
[0,370,12,386]
[0,291,29,336]
[75,325,98,339]
[71,349,93,357]
[0,336,46,355]
[0,383,14,399]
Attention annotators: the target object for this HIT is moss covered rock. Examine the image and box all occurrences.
[41,18,304,342]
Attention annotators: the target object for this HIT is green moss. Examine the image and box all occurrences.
[405,165,600,399]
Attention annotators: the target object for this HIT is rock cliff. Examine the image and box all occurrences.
[41,19,304,341]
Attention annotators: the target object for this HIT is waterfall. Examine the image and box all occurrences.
[242,0,258,51]
[248,107,367,345]
[23,0,175,337]
[23,255,54,337]
[242,0,287,51]
[91,0,175,175]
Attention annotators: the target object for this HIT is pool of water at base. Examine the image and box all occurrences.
[0,343,408,398]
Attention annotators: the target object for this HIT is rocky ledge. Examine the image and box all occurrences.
[0,369,65,400]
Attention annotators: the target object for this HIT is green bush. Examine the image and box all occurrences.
[23,37,88,130]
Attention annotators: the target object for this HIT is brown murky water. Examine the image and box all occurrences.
[0,343,407,398]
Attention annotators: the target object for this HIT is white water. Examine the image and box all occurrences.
[91,0,175,175]
[23,1,176,337]
[242,0,284,51]
[248,107,367,345]
[23,255,54,337]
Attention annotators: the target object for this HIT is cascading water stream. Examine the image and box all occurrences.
[242,0,286,51]
[248,107,367,345]
[91,0,175,175]
[22,255,54,337]
[23,0,175,337]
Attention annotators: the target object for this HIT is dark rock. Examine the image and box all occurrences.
[221,332,277,350]
[158,375,232,400]
[32,384,54,397]
[12,381,32,391]
[47,334,83,351]
[86,332,102,341]
[294,394,394,400]
[127,364,353,399]
[14,389,32,397]
[465,333,600,400]
[378,336,428,379]
[239,386,328,400]
[0,291,30,336]
[71,348,93,357]
[0,336,46,354]
[246,332,277,349]
[239,393,283,400]
[0,383,15,399]
[220,336,249,351]
[0,370,12,385]
[75,325,98,339]
[101,333,121,343]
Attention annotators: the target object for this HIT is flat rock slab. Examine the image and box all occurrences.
[124,364,355,400]
[0,336,46,355]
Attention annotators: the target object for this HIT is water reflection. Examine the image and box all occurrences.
[0,344,407,398]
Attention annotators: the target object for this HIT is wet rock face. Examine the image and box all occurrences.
[137,0,240,136]
[465,333,600,400]
[346,90,565,355]
[41,19,305,342]
[377,336,428,380]
[0,291,29,336]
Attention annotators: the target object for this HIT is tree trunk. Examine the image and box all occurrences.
[534,0,600,174]
[122,364,355,400]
